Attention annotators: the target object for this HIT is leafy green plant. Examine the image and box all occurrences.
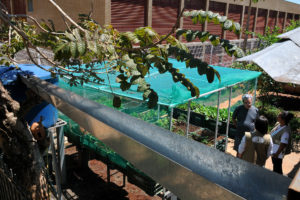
[177,103,232,122]
[289,114,300,141]
[255,100,282,127]
[155,117,170,130]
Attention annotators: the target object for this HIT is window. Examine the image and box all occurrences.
[27,0,33,12]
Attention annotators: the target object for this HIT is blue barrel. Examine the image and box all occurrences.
[0,64,58,128]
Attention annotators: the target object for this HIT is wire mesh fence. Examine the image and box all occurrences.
[186,38,260,67]
[0,153,31,200]
[11,38,260,68]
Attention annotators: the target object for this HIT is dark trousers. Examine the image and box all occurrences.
[272,157,283,174]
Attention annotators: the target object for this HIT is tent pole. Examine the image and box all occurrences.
[225,87,232,152]
[186,101,191,137]
[214,91,221,148]
[253,78,258,104]
[169,107,173,131]
[157,104,160,120]
[209,45,214,65]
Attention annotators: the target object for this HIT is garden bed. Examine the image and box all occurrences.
[173,107,236,138]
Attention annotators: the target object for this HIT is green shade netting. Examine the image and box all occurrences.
[64,58,261,107]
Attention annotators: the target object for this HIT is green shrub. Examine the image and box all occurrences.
[289,115,300,141]
[177,103,232,122]
[256,100,282,127]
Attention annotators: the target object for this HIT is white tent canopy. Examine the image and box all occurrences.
[237,27,300,85]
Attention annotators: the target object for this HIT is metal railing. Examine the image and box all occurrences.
[21,75,291,200]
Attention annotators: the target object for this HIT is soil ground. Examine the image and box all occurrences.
[61,146,161,200]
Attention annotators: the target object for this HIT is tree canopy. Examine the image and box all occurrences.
[0,0,243,108]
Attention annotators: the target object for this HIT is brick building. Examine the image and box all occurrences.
[3,0,300,39]
[2,0,300,66]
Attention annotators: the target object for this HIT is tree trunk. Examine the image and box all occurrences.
[243,0,252,52]
[0,80,49,200]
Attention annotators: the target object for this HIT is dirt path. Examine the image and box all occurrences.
[226,138,300,178]
[219,94,243,109]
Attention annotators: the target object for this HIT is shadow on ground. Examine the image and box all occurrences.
[62,154,129,200]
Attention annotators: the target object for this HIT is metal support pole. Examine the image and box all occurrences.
[214,91,221,148]
[253,78,258,104]
[37,47,41,65]
[107,165,110,183]
[209,45,214,65]
[49,129,62,200]
[225,87,232,152]
[157,104,160,121]
[169,108,174,131]
[186,101,191,137]
[57,125,66,185]
[122,174,126,187]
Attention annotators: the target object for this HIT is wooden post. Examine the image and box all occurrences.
[222,2,229,39]
[10,0,14,14]
[239,5,245,39]
[253,7,258,33]
[144,0,152,27]
[178,0,184,41]
[204,0,210,32]
[265,9,270,34]
[283,12,287,29]
[179,0,184,29]
[275,10,279,27]
[292,13,295,20]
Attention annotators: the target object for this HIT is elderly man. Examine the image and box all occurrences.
[232,94,259,155]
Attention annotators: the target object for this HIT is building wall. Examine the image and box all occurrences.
[110,0,300,40]
[25,0,110,31]
[4,0,300,39]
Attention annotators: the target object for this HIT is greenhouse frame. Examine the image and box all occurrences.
[61,58,261,150]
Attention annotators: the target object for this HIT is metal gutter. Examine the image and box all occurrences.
[21,76,291,200]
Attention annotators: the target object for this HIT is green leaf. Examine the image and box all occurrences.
[223,20,233,30]
[87,41,97,53]
[137,65,148,76]
[54,43,67,53]
[197,62,208,75]
[113,96,121,108]
[73,28,82,41]
[206,67,215,83]
[120,81,131,91]
[215,70,221,82]
[77,41,86,56]
[176,29,186,37]
[137,82,149,92]
[191,86,200,97]
[130,76,144,85]
[143,89,151,100]
[192,17,198,24]
[65,31,76,41]
[209,35,220,46]
[116,74,127,83]
[70,42,78,58]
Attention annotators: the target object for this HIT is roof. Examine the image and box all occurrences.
[0,64,52,85]
[77,58,261,107]
[237,27,300,85]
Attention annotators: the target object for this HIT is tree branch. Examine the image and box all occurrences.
[48,0,86,33]
[7,14,64,35]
